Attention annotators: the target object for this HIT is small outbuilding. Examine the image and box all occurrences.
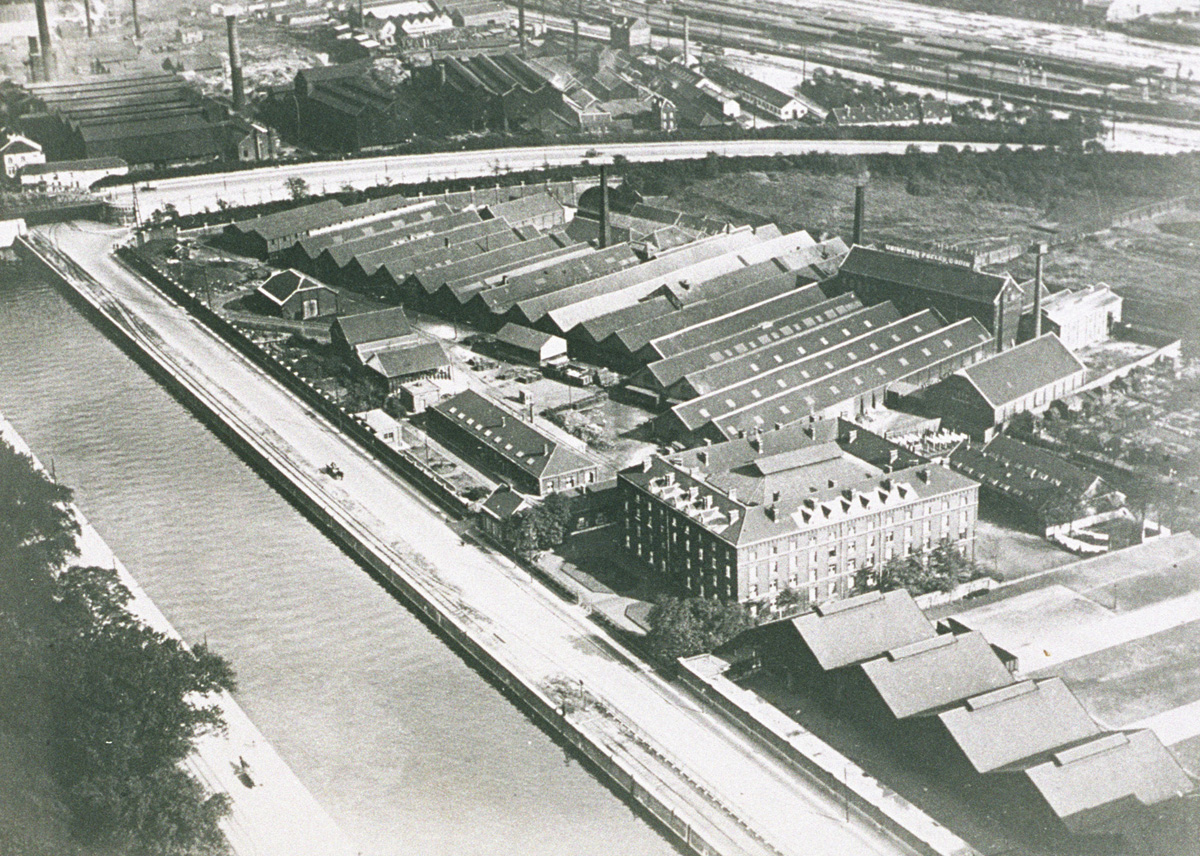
[494,322,568,365]
[257,269,340,320]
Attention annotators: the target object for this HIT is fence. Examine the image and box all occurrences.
[116,248,469,517]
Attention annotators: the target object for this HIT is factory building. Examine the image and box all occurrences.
[922,334,1087,438]
[834,245,1029,351]
[619,419,978,605]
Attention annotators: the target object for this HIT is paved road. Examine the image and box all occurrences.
[40,221,927,856]
[120,139,1022,218]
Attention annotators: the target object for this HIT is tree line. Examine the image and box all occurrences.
[0,438,235,855]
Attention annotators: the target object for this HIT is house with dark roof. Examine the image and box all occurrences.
[256,269,340,319]
[428,390,599,495]
[331,306,422,361]
[835,245,1026,351]
[1,133,44,178]
[923,334,1087,439]
[701,64,814,121]
[477,484,532,540]
[483,193,565,231]
[620,419,978,606]
[948,435,1128,537]
[364,341,451,391]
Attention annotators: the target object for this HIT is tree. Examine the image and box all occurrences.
[530,492,572,548]
[872,543,979,596]
[285,176,310,200]
[644,596,753,664]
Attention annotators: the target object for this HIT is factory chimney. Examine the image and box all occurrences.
[131,0,141,38]
[26,36,42,83]
[572,17,580,60]
[227,15,245,112]
[33,0,53,80]
[683,15,690,65]
[518,0,526,53]
[598,164,609,249]
[853,182,866,245]
[1033,242,1047,339]
[83,0,92,38]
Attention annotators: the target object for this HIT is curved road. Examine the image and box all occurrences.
[124,139,1021,217]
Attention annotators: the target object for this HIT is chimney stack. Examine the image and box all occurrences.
[83,0,92,38]
[597,164,609,249]
[518,0,526,52]
[227,15,245,112]
[27,36,42,83]
[572,17,580,60]
[131,0,140,39]
[1033,242,1047,339]
[33,0,53,80]
[683,15,690,64]
[853,183,866,245]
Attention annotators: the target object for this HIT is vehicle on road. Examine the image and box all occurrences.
[320,462,344,479]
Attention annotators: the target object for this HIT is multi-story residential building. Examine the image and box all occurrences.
[619,419,979,606]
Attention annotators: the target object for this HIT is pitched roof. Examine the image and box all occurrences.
[495,322,562,353]
[479,485,529,520]
[19,156,127,175]
[1,135,41,154]
[257,269,332,304]
[954,334,1085,409]
[856,631,1015,719]
[228,200,346,243]
[365,342,449,378]
[1019,730,1193,829]
[484,193,564,225]
[432,390,595,481]
[334,306,414,347]
[839,245,1015,305]
[786,590,937,671]
[935,678,1101,773]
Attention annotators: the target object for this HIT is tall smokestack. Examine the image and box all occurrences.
[227,15,245,112]
[683,15,690,64]
[131,0,140,39]
[853,183,866,245]
[598,164,608,249]
[84,0,92,38]
[27,36,42,83]
[1034,242,1047,339]
[518,0,526,52]
[33,0,53,80]
[572,17,579,60]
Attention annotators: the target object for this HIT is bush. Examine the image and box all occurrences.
[644,596,753,664]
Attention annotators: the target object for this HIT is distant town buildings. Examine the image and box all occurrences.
[620,419,978,605]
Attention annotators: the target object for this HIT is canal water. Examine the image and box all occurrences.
[0,267,676,856]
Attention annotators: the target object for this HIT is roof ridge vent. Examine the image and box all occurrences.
[813,590,883,617]
[1052,733,1130,766]
[964,680,1038,711]
[885,633,955,661]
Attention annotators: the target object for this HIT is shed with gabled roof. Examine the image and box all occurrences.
[257,269,340,320]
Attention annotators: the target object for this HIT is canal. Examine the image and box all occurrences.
[0,266,676,856]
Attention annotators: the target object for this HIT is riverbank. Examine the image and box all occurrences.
[0,415,358,856]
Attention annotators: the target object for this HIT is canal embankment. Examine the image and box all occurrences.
[0,414,358,856]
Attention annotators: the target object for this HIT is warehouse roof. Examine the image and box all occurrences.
[676,302,907,398]
[708,317,993,439]
[643,289,851,375]
[954,334,1085,409]
[365,342,449,379]
[703,63,800,110]
[407,234,571,293]
[495,322,562,353]
[484,193,564,225]
[476,243,643,315]
[19,156,126,174]
[600,263,804,354]
[672,309,947,431]
[784,590,938,671]
[333,306,415,348]
[544,227,808,335]
[446,244,595,304]
[301,209,481,268]
[432,390,595,480]
[1020,730,1193,831]
[227,200,346,243]
[839,245,1017,305]
[857,631,1015,719]
[936,678,1101,774]
[511,227,765,326]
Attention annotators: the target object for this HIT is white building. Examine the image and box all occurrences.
[1,134,45,179]
[19,157,129,190]
[1038,285,1123,351]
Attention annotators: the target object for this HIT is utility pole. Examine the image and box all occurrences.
[131,0,141,40]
